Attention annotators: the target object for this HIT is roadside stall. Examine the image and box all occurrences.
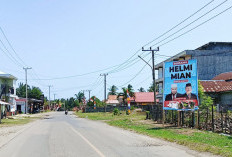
[0,100,12,118]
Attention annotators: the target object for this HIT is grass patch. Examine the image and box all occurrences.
[0,116,40,127]
[76,111,232,157]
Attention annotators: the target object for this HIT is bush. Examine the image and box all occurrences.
[113,108,120,115]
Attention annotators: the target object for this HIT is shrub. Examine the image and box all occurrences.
[113,108,120,115]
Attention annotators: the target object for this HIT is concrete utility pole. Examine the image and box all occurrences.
[141,47,159,109]
[54,94,56,101]
[48,85,52,110]
[100,73,108,112]
[84,90,91,101]
[23,67,32,114]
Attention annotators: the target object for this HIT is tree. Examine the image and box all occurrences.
[16,83,43,99]
[87,96,104,107]
[16,82,26,98]
[118,84,135,105]
[75,92,84,103]
[138,87,146,92]
[147,83,158,92]
[108,85,118,95]
[198,81,213,109]
[29,86,43,99]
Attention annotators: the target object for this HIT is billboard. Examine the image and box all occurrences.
[163,59,198,110]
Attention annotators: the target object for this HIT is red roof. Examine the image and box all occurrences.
[212,72,232,81]
[200,80,232,92]
[130,92,159,103]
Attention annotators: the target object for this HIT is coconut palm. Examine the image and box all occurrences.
[108,85,118,95]
[138,87,146,92]
[118,84,135,105]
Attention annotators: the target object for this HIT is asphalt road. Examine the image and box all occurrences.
[0,112,215,157]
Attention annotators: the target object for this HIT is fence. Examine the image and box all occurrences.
[149,105,232,134]
[85,106,128,113]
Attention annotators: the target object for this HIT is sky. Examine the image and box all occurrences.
[0,0,232,100]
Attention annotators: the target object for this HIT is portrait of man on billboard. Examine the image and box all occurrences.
[165,84,182,101]
[182,83,197,100]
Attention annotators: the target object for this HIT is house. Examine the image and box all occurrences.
[16,98,43,114]
[200,72,232,110]
[130,92,159,106]
[155,42,232,103]
[0,71,18,117]
[106,95,119,106]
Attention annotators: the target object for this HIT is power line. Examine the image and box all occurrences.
[158,5,232,47]
[119,57,152,87]
[0,26,28,66]
[0,43,22,67]
[151,0,228,47]
[143,0,215,48]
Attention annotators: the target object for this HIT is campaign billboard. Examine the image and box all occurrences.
[163,59,198,110]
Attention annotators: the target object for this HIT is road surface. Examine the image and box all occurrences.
[0,112,216,157]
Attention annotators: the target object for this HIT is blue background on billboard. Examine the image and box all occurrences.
[163,59,198,110]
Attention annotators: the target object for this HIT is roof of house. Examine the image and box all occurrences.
[130,92,159,103]
[106,95,119,104]
[212,71,232,81]
[196,42,232,50]
[200,80,232,92]
[0,71,17,80]
[108,95,117,100]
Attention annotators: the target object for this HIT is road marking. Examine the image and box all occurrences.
[69,126,105,157]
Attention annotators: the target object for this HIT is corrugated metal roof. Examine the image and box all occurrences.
[200,80,232,92]
[212,71,232,81]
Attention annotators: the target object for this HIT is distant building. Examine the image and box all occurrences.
[200,72,232,110]
[106,95,119,106]
[130,92,159,106]
[155,42,232,103]
[0,71,18,117]
[16,98,43,114]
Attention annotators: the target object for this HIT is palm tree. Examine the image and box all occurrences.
[138,87,146,92]
[75,92,84,103]
[118,84,135,105]
[147,83,158,92]
[108,85,118,95]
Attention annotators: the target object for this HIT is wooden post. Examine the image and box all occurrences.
[162,109,165,127]
[192,111,195,128]
[196,109,199,129]
[221,106,223,133]
[172,110,174,124]
[212,104,214,132]
[182,111,184,127]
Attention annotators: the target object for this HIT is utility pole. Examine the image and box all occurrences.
[141,47,159,109]
[84,90,91,101]
[54,94,56,101]
[100,73,108,112]
[48,85,52,110]
[23,67,32,114]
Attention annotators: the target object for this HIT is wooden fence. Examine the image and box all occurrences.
[149,105,232,135]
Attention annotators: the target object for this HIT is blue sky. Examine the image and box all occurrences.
[0,0,231,100]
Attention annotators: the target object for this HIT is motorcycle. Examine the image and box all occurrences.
[65,110,68,115]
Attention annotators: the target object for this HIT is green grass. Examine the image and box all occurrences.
[76,111,232,157]
[0,117,40,127]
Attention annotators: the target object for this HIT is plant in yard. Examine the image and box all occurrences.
[113,108,120,115]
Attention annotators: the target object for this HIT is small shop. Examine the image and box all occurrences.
[0,100,12,118]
